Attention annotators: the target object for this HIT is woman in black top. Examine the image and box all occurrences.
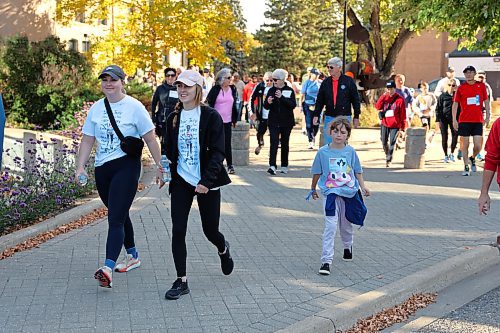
[162,70,234,300]
[435,78,459,163]
[263,69,297,175]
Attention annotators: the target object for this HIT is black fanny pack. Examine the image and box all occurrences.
[104,98,144,158]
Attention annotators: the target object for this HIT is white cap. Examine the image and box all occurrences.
[174,70,204,87]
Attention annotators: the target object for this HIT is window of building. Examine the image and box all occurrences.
[68,39,78,52]
[82,41,90,52]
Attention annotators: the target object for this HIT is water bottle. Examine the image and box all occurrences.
[160,155,171,183]
[78,174,88,186]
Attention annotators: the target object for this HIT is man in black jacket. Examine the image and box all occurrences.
[151,67,179,153]
[250,71,273,155]
[313,57,361,145]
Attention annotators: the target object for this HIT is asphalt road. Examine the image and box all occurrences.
[384,260,500,333]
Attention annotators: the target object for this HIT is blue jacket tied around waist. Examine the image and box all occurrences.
[325,191,367,226]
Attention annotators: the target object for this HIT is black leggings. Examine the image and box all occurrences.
[170,176,226,277]
[269,125,293,168]
[95,156,141,263]
[223,122,233,167]
[256,119,268,146]
[439,119,458,156]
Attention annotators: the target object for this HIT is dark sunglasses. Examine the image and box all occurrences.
[166,74,176,77]
[448,84,457,87]
[326,65,336,69]
[272,78,279,82]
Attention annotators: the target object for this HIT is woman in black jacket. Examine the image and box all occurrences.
[435,78,459,163]
[205,68,238,174]
[162,70,234,300]
[263,68,297,175]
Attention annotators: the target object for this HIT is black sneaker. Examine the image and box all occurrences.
[219,241,234,275]
[319,263,330,275]
[228,166,235,174]
[267,166,277,175]
[165,278,190,300]
[255,145,262,155]
[343,247,353,261]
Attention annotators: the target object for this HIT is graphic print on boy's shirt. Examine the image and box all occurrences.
[325,157,355,189]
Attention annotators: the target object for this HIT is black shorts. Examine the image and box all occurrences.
[458,122,483,137]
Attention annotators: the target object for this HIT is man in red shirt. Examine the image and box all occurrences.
[452,65,491,176]
[478,117,500,215]
[375,81,406,167]
[242,74,258,122]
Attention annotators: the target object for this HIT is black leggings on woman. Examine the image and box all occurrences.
[439,118,458,156]
[170,176,226,277]
[223,122,233,167]
[95,155,141,264]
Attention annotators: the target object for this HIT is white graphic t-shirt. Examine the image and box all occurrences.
[82,96,154,166]
[177,107,201,186]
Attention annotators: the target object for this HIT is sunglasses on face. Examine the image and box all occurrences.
[166,74,176,77]
[448,84,457,87]
[272,78,280,82]
[326,65,338,70]
[225,77,231,80]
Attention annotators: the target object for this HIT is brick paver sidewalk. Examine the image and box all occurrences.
[0,127,498,333]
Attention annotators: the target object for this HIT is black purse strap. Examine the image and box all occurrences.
[104,98,125,141]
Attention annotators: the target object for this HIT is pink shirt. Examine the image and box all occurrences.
[214,88,234,123]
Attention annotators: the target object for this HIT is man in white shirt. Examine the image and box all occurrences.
[435,66,460,97]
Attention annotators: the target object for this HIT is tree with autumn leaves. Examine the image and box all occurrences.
[56,0,248,75]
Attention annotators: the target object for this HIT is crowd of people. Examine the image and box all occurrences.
[75,57,497,296]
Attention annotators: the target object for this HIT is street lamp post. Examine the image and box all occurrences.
[342,0,347,72]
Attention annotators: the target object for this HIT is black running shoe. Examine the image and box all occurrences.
[319,263,330,275]
[219,241,234,275]
[343,247,353,261]
[165,278,190,300]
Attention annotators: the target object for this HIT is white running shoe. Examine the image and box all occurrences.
[114,254,141,273]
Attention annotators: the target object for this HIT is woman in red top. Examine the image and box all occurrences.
[375,81,406,167]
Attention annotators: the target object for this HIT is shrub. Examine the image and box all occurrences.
[0,35,99,130]
[360,104,381,128]
[125,80,153,112]
[0,103,96,234]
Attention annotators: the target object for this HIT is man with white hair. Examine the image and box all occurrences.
[313,57,361,145]
[435,66,460,97]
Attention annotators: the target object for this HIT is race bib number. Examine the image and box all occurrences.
[169,90,178,98]
[282,90,292,98]
[466,96,479,106]
[385,109,394,117]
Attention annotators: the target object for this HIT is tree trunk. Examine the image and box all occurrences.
[380,27,415,77]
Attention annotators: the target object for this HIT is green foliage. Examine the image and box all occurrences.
[0,35,98,130]
[125,81,153,112]
[213,0,249,74]
[251,0,355,76]
[409,0,499,54]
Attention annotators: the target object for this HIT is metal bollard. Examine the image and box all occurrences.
[231,121,249,166]
[404,127,426,168]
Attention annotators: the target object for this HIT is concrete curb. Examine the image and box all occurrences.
[0,160,149,254]
[0,197,104,253]
[278,245,500,333]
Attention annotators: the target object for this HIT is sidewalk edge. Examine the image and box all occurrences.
[278,245,500,333]
[0,161,153,254]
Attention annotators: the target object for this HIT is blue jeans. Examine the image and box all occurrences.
[323,115,352,145]
[303,103,319,143]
